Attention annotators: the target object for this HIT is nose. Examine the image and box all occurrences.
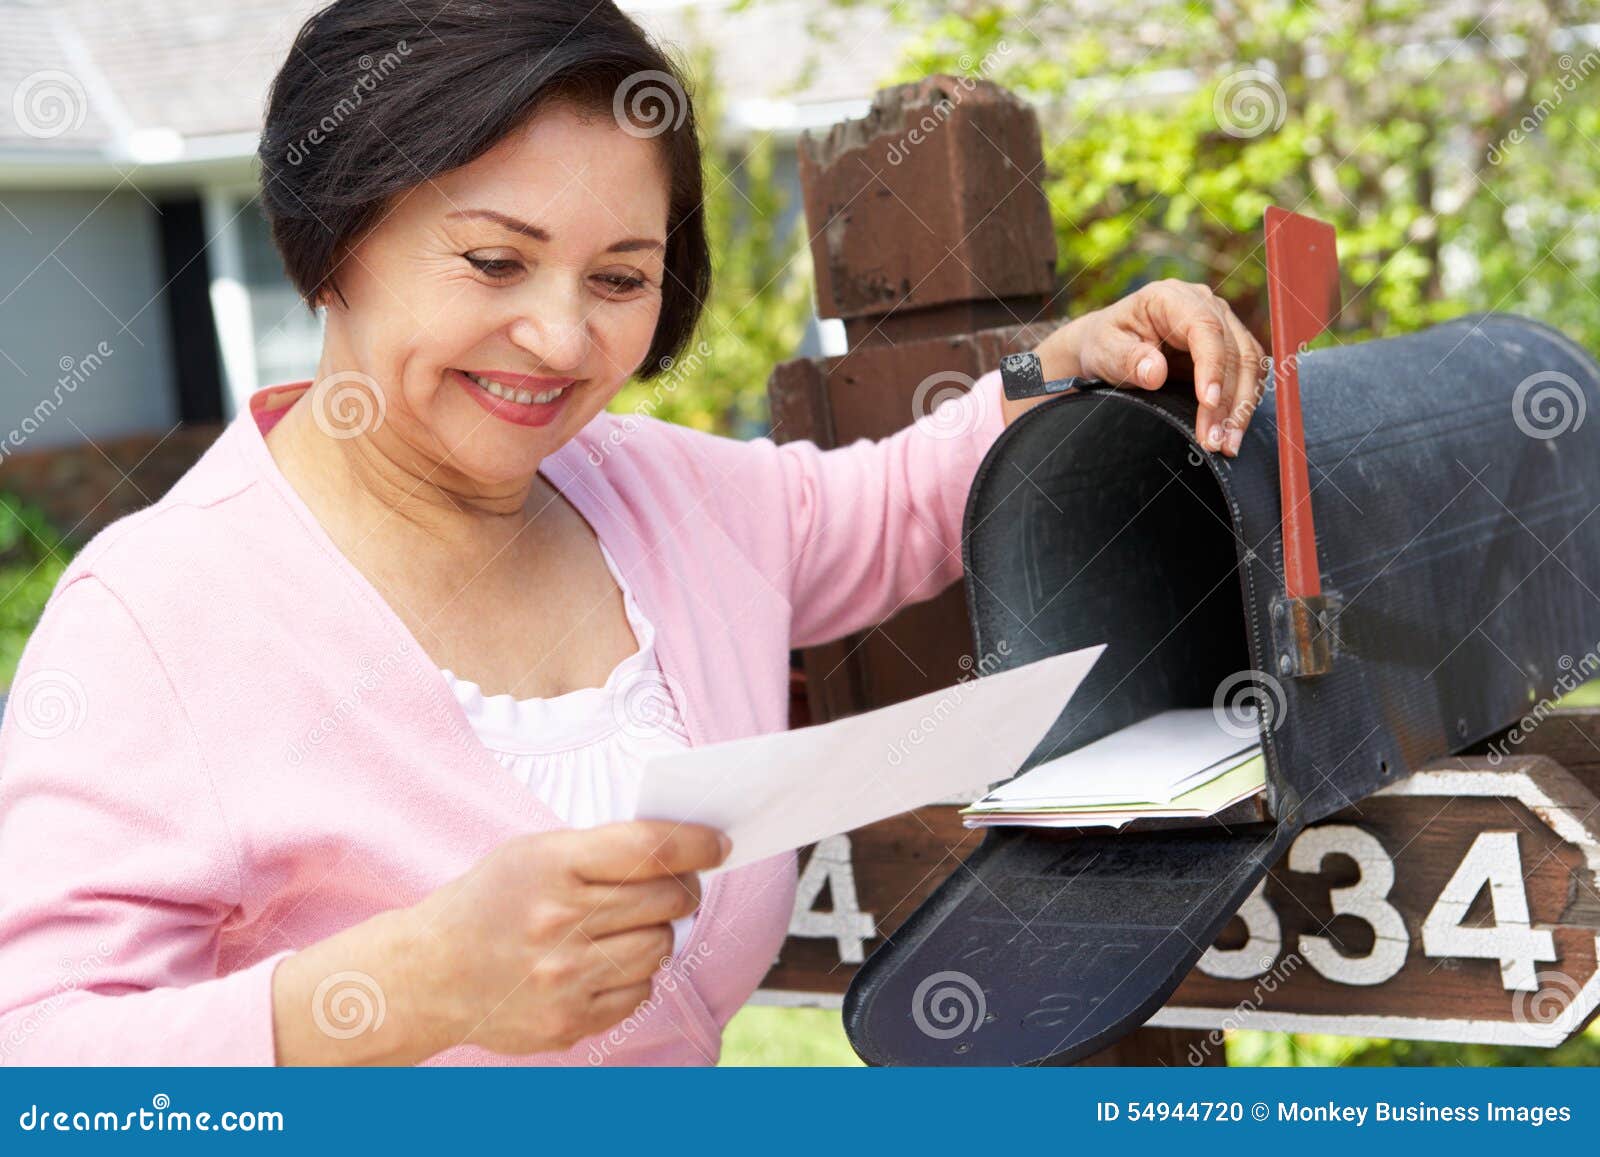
[506,279,590,374]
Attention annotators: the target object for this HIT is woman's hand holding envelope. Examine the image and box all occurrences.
[270,821,730,1064]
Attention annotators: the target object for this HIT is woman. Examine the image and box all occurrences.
[0,0,1261,1067]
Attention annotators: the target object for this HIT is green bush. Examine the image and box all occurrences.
[876,0,1600,350]
[1229,1026,1600,1067]
[610,51,815,435]
[0,494,71,690]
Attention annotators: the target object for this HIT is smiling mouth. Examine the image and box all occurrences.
[454,369,576,405]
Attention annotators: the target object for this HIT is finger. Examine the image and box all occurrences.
[1142,290,1232,448]
[582,923,677,988]
[1200,304,1244,451]
[1220,314,1265,456]
[586,980,656,1033]
[1206,307,1245,447]
[1080,324,1167,390]
[1222,321,1260,460]
[565,820,729,884]
[575,873,702,939]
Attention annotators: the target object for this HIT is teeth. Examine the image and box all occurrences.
[467,372,569,405]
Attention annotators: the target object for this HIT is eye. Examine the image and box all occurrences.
[595,273,648,295]
[464,255,522,280]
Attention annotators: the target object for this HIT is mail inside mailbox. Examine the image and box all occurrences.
[992,401,1252,778]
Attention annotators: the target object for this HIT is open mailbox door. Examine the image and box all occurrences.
[841,209,1600,1065]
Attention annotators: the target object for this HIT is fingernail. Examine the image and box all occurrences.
[717,833,733,860]
[1207,425,1224,450]
[1138,355,1160,385]
[1226,428,1243,455]
[1205,382,1222,407]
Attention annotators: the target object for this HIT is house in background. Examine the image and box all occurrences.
[0,0,907,535]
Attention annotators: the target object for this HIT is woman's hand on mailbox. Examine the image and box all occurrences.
[1017,279,1266,458]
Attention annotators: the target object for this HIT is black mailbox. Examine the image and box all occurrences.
[842,309,1600,1065]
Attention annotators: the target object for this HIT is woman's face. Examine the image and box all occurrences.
[315,99,671,491]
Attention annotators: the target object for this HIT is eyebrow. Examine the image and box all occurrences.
[445,208,663,253]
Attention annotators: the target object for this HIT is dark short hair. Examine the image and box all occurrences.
[256,0,710,379]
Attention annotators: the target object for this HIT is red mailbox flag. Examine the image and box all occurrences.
[1264,206,1340,601]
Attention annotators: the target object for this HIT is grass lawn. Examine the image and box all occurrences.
[718,1005,862,1066]
[716,1007,1600,1066]
[1554,679,1600,708]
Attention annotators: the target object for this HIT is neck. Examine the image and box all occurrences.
[267,383,548,556]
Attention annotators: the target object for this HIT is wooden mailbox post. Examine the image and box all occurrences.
[756,76,1600,1063]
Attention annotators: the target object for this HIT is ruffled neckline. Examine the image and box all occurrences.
[440,540,683,754]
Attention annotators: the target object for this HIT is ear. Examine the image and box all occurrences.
[311,279,339,312]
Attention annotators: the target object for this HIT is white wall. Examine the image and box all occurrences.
[0,188,177,451]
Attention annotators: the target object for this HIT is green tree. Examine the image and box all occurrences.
[610,51,815,434]
[870,0,1600,351]
[0,494,71,688]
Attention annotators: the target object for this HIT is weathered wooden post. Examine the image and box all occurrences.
[769,75,1057,727]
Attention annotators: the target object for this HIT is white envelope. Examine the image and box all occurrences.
[636,643,1107,873]
[973,705,1261,808]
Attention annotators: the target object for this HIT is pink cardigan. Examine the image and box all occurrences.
[0,367,1006,1066]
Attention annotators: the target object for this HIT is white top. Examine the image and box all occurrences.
[441,540,697,959]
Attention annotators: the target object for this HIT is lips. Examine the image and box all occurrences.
[459,369,575,404]
[452,368,576,428]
